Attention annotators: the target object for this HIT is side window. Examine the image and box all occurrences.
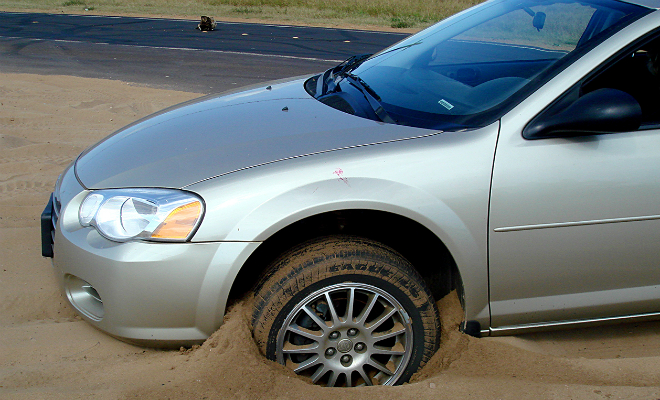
[524,34,660,139]
[583,35,660,127]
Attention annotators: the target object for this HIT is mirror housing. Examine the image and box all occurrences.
[533,12,546,31]
[523,88,642,140]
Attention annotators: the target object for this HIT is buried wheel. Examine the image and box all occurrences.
[252,236,440,387]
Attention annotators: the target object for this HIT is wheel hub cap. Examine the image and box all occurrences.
[337,339,353,353]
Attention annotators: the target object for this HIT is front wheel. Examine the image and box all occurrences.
[251,236,440,387]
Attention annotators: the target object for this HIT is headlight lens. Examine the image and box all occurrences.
[78,189,204,242]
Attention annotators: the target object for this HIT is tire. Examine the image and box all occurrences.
[252,235,440,387]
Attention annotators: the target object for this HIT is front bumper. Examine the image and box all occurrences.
[43,180,259,346]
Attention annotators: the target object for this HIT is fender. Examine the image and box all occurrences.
[188,121,500,332]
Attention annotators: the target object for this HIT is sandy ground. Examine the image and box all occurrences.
[1,73,660,399]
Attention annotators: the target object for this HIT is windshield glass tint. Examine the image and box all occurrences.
[350,0,648,129]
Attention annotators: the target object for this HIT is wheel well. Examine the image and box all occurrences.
[227,209,463,306]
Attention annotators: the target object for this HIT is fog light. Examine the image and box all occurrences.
[65,275,104,321]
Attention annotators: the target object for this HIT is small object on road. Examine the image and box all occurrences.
[197,16,216,31]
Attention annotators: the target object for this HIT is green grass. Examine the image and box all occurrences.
[0,0,483,30]
[232,6,262,14]
[62,0,85,6]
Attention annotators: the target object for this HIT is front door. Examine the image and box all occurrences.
[489,36,660,329]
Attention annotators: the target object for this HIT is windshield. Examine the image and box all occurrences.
[308,0,649,130]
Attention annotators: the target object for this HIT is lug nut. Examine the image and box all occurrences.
[329,331,340,339]
[347,328,359,337]
[340,355,352,364]
[325,348,336,357]
[354,343,365,352]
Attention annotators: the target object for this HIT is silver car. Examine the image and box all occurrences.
[42,0,660,387]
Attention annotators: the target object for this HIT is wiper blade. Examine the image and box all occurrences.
[315,54,372,97]
[315,68,334,97]
[314,44,419,98]
[335,53,372,75]
[314,54,396,124]
[343,73,397,124]
[374,40,423,57]
[345,73,380,101]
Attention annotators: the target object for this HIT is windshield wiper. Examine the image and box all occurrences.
[373,40,423,57]
[313,54,397,124]
[315,54,372,97]
[336,53,372,75]
[342,73,397,124]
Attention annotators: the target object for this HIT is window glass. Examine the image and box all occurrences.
[347,0,648,129]
[583,36,660,126]
[454,3,595,52]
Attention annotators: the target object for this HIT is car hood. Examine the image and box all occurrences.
[75,77,437,189]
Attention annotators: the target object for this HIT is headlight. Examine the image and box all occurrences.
[78,189,204,242]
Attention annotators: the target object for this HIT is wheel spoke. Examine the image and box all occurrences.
[287,323,323,341]
[326,371,339,387]
[282,342,320,354]
[356,293,379,325]
[302,304,330,332]
[367,307,397,331]
[294,355,322,373]
[366,358,395,376]
[345,287,355,322]
[372,324,407,342]
[324,292,341,326]
[345,371,353,387]
[358,366,374,386]
[372,345,406,356]
[310,364,329,384]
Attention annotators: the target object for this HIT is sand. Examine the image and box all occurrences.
[1,72,659,399]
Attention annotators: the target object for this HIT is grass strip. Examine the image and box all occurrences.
[0,0,483,31]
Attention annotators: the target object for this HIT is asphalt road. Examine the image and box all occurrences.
[0,12,408,93]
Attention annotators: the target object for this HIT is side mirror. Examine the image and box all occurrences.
[523,88,642,140]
